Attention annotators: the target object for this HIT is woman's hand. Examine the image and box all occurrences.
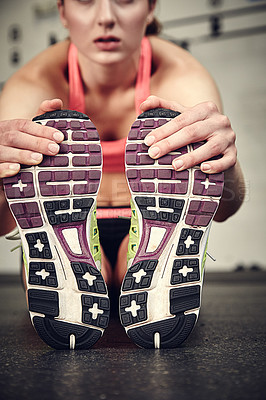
[141,96,237,174]
[0,99,64,178]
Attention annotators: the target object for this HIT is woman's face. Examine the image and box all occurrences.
[58,0,155,65]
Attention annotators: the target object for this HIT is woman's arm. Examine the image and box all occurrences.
[0,76,64,235]
[140,94,245,222]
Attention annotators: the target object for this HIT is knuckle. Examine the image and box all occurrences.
[16,149,24,162]
[173,114,185,129]
[16,118,29,132]
[12,118,32,136]
[11,119,20,131]
[148,95,157,102]
[39,125,53,139]
[229,129,236,144]
[223,148,237,170]
[34,137,44,151]
[223,129,236,146]
[17,149,32,164]
[220,114,231,128]
[5,130,17,145]
[185,125,198,141]
[205,101,218,113]
[22,118,30,130]
[209,140,221,155]
[164,137,173,150]
[184,152,196,167]
[172,116,181,130]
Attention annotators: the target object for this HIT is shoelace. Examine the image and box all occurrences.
[5,227,22,252]
[207,252,216,262]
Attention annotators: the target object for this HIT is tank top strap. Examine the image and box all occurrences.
[135,36,152,116]
[68,43,86,113]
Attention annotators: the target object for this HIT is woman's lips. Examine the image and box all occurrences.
[94,36,121,51]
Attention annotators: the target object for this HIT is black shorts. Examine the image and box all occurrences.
[97,217,131,269]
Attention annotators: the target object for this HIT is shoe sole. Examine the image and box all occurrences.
[119,108,224,349]
[4,110,110,350]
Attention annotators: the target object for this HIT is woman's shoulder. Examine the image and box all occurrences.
[6,40,70,97]
[150,36,209,76]
[0,40,70,119]
[149,36,221,106]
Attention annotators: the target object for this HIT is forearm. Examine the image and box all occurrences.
[214,160,245,222]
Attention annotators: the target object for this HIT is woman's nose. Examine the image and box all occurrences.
[97,0,116,29]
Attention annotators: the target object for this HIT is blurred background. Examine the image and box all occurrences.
[0,0,265,274]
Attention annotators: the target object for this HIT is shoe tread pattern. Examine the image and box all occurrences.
[120,108,224,348]
[3,109,109,350]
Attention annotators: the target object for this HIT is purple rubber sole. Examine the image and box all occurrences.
[3,110,110,350]
[119,108,224,349]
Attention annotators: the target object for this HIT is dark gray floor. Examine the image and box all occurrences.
[0,272,265,400]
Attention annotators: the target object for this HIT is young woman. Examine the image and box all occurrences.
[0,0,244,349]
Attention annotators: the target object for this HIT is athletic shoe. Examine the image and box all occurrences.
[3,110,110,349]
[119,108,224,348]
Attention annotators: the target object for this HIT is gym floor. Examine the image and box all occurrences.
[0,271,265,400]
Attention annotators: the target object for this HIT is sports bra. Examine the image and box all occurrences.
[68,37,152,173]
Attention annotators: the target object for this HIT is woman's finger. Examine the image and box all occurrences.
[200,147,237,174]
[36,98,63,116]
[0,119,64,144]
[0,162,21,179]
[0,129,60,156]
[171,139,235,174]
[147,120,211,157]
[147,113,229,159]
[144,101,219,147]
[0,144,44,165]
[140,95,186,113]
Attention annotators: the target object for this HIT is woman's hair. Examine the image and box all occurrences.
[59,0,161,35]
[146,0,161,35]
[145,18,161,36]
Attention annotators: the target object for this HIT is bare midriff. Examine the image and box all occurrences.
[97,171,131,207]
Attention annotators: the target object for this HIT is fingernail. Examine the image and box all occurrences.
[9,163,20,171]
[48,142,59,154]
[53,131,64,142]
[144,135,155,146]
[148,146,160,158]
[31,153,43,162]
[173,159,184,170]
[201,163,211,172]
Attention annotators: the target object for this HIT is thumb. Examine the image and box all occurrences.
[140,95,186,113]
[36,98,63,116]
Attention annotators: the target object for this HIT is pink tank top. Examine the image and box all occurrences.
[68,37,152,173]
